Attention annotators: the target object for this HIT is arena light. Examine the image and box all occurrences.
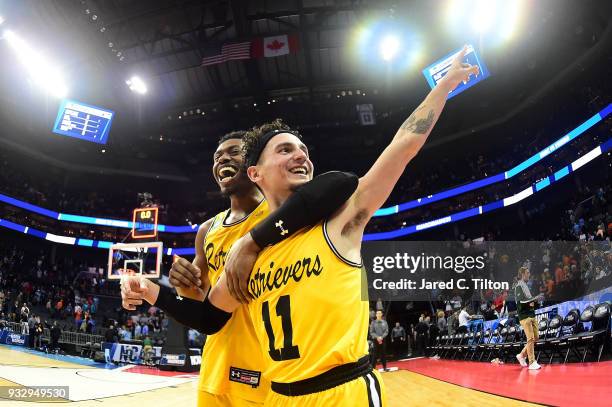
[380,35,400,61]
[500,0,525,40]
[446,0,526,40]
[3,30,68,98]
[470,0,496,34]
[126,75,147,94]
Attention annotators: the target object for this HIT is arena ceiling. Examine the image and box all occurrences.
[0,0,610,177]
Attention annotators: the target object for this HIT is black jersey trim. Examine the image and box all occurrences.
[222,199,266,227]
[322,220,363,268]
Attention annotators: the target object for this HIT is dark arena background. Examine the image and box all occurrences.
[0,0,610,406]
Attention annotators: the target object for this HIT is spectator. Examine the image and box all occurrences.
[33,317,43,349]
[369,310,389,371]
[447,311,458,336]
[134,322,142,339]
[20,302,29,322]
[120,325,132,341]
[141,323,149,338]
[457,306,473,334]
[427,316,439,355]
[495,293,510,320]
[391,322,406,359]
[54,298,63,319]
[406,324,415,356]
[142,335,154,366]
[50,321,61,353]
[27,313,36,347]
[104,324,118,343]
[414,317,429,356]
[188,329,198,348]
[21,318,29,335]
[436,310,447,334]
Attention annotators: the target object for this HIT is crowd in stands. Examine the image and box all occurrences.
[370,177,610,360]
[0,242,170,351]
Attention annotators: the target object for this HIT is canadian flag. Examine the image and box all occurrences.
[252,34,299,58]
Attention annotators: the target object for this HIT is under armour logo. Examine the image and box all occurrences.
[275,220,288,236]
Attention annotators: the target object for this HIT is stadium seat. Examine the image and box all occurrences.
[559,306,593,363]
[500,326,518,362]
[578,303,611,362]
[551,309,580,364]
[492,327,509,360]
[534,318,549,358]
[458,332,475,360]
[429,334,445,355]
[476,328,492,361]
[468,330,484,360]
[536,314,563,364]
[451,333,469,359]
[509,325,526,360]
[481,328,501,361]
[441,334,459,359]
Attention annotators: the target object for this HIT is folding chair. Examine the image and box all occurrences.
[492,327,509,361]
[537,315,563,364]
[469,330,484,360]
[554,309,581,363]
[534,318,549,361]
[476,329,492,361]
[579,303,611,362]
[482,328,501,361]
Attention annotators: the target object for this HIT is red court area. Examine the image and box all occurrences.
[386,358,612,406]
[124,365,199,378]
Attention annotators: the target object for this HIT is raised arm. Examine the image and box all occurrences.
[327,46,479,259]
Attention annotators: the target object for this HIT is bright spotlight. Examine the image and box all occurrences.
[380,35,400,62]
[4,30,68,98]
[0,16,5,26]
[470,0,496,34]
[501,0,524,40]
[126,76,147,94]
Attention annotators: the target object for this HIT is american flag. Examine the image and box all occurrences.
[201,41,252,66]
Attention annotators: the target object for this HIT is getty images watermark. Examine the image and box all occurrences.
[360,240,610,302]
[370,252,499,291]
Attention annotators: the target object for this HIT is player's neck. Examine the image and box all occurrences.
[227,187,264,220]
[262,189,292,212]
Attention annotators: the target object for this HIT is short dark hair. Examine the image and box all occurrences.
[218,130,246,145]
[242,119,295,166]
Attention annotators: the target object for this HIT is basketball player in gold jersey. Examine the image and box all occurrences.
[123,131,268,407]
[197,46,480,406]
[121,132,358,406]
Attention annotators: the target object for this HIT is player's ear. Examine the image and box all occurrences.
[246,165,260,183]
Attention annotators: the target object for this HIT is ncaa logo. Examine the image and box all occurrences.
[7,334,25,345]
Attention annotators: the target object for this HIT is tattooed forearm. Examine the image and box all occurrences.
[399,108,435,134]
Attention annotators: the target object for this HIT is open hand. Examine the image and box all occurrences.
[440,45,480,91]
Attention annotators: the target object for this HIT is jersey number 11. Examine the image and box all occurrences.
[262,295,301,361]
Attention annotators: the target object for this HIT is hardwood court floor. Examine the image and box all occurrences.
[0,346,537,406]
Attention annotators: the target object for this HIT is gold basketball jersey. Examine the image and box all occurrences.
[198,200,270,403]
[247,221,370,384]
